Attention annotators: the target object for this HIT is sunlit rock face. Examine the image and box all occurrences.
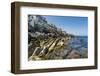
[28,15,87,61]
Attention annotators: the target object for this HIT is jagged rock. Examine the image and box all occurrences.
[66,50,81,59]
[28,15,87,61]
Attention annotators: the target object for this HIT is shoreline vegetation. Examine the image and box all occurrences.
[28,15,88,61]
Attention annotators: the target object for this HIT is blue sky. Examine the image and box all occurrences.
[43,15,88,36]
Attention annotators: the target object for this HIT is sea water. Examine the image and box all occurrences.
[68,36,88,52]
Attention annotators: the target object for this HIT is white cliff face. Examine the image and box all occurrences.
[28,15,33,27]
[29,15,46,27]
[31,16,35,27]
[28,15,37,27]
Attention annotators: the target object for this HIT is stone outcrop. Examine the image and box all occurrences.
[28,15,87,61]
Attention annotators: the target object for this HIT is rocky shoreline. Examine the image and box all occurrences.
[28,36,88,61]
[28,15,88,61]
